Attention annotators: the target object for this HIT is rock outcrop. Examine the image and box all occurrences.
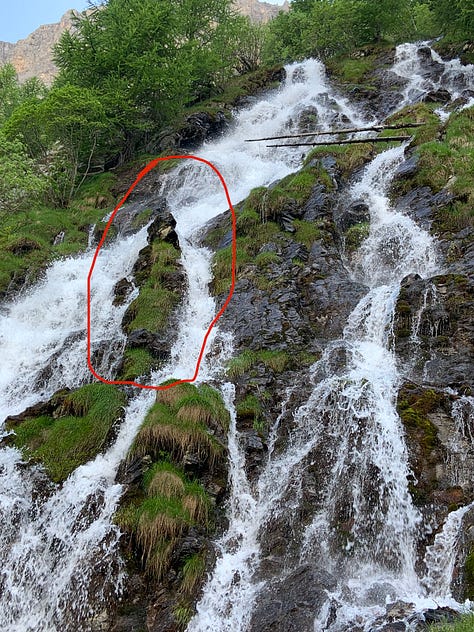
[0,9,78,84]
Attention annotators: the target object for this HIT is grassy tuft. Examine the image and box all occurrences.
[131,383,228,468]
[181,552,206,596]
[428,614,474,631]
[226,349,289,378]
[11,384,126,482]
[119,347,157,381]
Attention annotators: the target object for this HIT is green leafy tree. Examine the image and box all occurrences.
[0,64,47,126]
[0,132,46,217]
[4,85,113,206]
[430,0,474,39]
[53,0,243,156]
[0,64,20,125]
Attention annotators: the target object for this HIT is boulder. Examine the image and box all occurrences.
[249,564,336,632]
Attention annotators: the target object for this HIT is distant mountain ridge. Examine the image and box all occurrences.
[0,1,289,85]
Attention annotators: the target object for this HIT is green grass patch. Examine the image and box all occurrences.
[345,221,370,252]
[465,548,474,600]
[226,349,289,378]
[304,142,376,177]
[130,382,228,466]
[429,613,474,631]
[385,102,440,146]
[255,251,280,267]
[120,347,157,381]
[124,240,182,332]
[116,454,212,582]
[293,219,322,247]
[181,552,206,595]
[236,394,263,424]
[0,171,118,297]
[327,56,375,84]
[10,383,126,482]
[391,105,474,234]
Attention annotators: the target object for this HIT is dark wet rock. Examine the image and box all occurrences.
[170,528,206,567]
[115,454,151,486]
[335,199,370,232]
[179,111,229,149]
[394,155,419,180]
[4,389,71,428]
[377,623,407,632]
[395,186,436,228]
[302,184,331,221]
[302,274,367,339]
[241,429,265,453]
[147,210,178,248]
[415,47,445,80]
[126,329,170,358]
[7,237,41,256]
[219,276,312,351]
[146,587,180,632]
[422,88,451,103]
[393,185,454,231]
[297,105,319,132]
[394,273,474,390]
[249,564,337,632]
[422,607,458,625]
[113,278,134,306]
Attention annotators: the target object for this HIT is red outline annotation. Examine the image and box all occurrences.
[87,155,236,391]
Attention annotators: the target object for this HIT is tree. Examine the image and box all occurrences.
[0,132,46,216]
[53,0,245,156]
[4,85,114,206]
[0,64,47,126]
[430,0,474,39]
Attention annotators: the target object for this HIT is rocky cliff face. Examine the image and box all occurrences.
[0,10,78,84]
[0,1,288,85]
[234,0,290,23]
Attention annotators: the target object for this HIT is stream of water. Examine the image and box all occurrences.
[0,43,472,631]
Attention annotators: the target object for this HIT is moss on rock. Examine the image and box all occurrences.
[8,383,126,483]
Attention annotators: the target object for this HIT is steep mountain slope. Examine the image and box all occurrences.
[0,38,473,632]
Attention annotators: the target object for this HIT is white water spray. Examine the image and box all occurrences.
[0,57,363,631]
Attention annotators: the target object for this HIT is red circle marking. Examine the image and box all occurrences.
[87,155,236,390]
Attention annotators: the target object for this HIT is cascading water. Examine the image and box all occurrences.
[391,41,474,115]
[190,43,473,632]
[0,58,364,630]
[189,145,441,632]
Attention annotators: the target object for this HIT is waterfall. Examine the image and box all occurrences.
[189,144,439,632]
[0,58,363,630]
[391,41,474,115]
[190,42,471,632]
[0,42,471,631]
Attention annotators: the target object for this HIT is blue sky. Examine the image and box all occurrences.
[0,0,287,44]
[1,1,92,43]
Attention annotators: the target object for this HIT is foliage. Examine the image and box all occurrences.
[0,64,46,126]
[430,0,474,40]
[10,384,126,482]
[4,84,114,206]
[53,0,248,158]
[264,0,440,64]
[0,132,46,216]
